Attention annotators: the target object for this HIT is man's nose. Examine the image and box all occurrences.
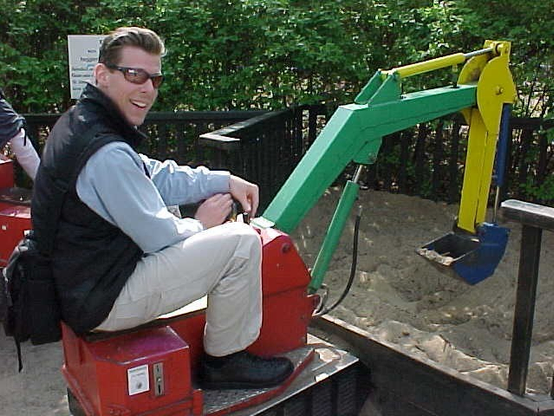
[141,79,156,92]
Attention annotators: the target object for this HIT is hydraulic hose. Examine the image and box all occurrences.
[314,205,362,316]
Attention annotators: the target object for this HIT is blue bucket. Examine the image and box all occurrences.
[417,223,509,285]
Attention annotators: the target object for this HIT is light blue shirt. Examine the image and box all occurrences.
[76,141,230,253]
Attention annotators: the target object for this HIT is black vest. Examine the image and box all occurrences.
[32,84,146,334]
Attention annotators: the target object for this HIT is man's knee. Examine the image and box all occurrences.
[222,222,261,259]
[233,222,261,245]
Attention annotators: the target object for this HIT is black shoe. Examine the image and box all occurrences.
[200,351,294,389]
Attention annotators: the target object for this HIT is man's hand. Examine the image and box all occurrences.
[229,175,259,218]
[194,193,233,229]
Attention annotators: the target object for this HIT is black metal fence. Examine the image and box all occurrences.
[23,110,266,165]
[198,105,327,209]
[363,116,554,206]
[199,108,554,210]
[21,107,554,210]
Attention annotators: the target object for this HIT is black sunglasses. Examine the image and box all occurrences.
[106,64,164,89]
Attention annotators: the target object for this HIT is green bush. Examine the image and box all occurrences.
[1,0,552,117]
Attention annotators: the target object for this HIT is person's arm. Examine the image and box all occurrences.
[140,154,230,206]
[76,142,208,253]
[0,95,39,179]
[141,155,260,218]
[9,128,40,180]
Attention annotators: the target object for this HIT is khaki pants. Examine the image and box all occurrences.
[95,222,262,357]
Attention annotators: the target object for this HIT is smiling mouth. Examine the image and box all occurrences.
[131,100,148,109]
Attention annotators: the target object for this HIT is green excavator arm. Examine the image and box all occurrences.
[252,41,516,290]
[254,81,476,233]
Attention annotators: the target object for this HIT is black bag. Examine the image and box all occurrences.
[1,230,61,371]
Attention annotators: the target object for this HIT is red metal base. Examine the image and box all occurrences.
[0,158,14,189]
[0,159,31,267]
[63,323,203,416]
[62,227,318,416]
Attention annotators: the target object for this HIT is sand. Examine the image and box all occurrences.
[291,187,554,395]
[1,187,553,416]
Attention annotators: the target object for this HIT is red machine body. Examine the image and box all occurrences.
[0,158,14,188]
[62,227,318,416]
[0,159,32,267]
[0,157,320,415]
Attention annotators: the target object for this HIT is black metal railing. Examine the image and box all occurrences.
[23,110,267,165]
[20,108,554,210]
[199,104,327,210]
[500,199,554,397]
[364,116,554,205]
[199,109,554,210]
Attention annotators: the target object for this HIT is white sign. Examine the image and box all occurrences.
[67,35,106,99]
[127,364,150,396]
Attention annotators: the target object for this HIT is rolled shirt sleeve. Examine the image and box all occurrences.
[0,97,25,147]
[76,142,230,253]
[140,153,229,206]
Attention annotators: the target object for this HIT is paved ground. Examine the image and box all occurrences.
[0,335,69,416]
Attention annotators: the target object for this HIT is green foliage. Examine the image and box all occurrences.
[520,175,554,204]
[1,0,552,118]
[2,1,553,202]
[0,0,554,115]
[453,0,554,117]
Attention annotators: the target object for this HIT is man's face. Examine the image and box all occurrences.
[95,46,161,127]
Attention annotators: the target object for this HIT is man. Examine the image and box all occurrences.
[32,27,293,389]
[0,89,40,180]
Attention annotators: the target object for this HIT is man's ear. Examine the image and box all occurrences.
[94,63,109,88]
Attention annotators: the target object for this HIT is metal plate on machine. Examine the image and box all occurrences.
[202,334,359,416]
[0,187,32,206]
[153,362,164,397]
